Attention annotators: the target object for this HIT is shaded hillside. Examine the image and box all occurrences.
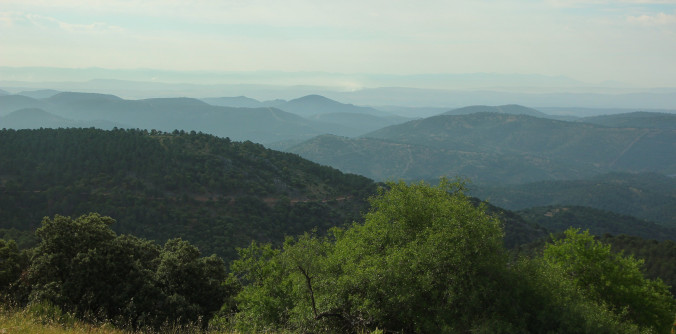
[473,172,676,229]
[1,92,407,143]
[518,205,676,241]
[0,108,122,129]
[278,94,384,117]
[1,108,76,128]
[287,134,599,184]
[305,112,407,136]
[289,112,676,183]
[443,104,547,117]
[0,93,336,143]
[0,128,377,260]
[201,96,267,108]
[17,89,62,99]
[477,199,548,248]
[0,95,48,116]
[579,111,676,130]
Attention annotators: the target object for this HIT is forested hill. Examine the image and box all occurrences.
[289,112,676,183]
[0,128,376,259]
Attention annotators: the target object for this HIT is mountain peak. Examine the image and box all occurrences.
[443,104,546,117]
[47,92,123,103]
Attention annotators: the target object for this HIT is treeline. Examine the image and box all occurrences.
[1,181,674,333]
[0,214,227,329]
[0,128,376,260]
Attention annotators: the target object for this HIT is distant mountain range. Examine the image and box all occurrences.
[0,92,412,143]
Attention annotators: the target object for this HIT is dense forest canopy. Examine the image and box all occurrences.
[0,128,376,260]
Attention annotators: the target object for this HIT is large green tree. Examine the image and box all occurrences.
[227,180,508,332]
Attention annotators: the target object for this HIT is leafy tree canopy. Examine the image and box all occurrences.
[543,228,676,333]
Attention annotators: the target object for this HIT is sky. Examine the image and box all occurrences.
[1,0,676,87]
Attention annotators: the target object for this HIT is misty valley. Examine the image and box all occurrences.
[1,88,675,333]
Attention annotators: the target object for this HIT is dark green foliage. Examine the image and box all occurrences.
[494,257,645,334]
[0,128,376,261]
[0,239,27,301]
[543,229,676,333]
[0,229,38,249]
[599,235,676,296]
[23,213,228,329]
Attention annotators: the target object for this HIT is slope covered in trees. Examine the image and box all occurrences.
[289,112,676,184]
[0,128,376,260]
[579,111,676,130]
[474,172,676,229]
[442,104,547,117]
[518,205,676,242]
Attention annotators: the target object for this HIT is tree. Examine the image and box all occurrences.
[23,213,228,329]
[543,228,676,333]
[228,179,509,332]
[0,238,27,301]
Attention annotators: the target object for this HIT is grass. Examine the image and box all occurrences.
[0,306,122,334]
[0,303,210,334]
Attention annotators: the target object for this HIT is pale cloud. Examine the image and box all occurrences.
[24,13,124,33]
[0,11,123,33]
[627,12,676,24]
[1,0,676,86]
[548,0,676,6]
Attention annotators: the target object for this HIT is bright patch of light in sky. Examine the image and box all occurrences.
[1,0,675,86]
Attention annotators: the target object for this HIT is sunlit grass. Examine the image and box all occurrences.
[0,306,122,334]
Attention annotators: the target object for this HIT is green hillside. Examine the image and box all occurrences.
[579,111,676,130]
[289,112,676,184]
[474,172,676,228]
[0,128,376,260]
[517,205,676,241]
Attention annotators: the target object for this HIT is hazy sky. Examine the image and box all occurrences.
[1,0,675,87]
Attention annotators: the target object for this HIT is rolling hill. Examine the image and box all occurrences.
[0,128,377,260]
[579,111,676,130]
[201,96,268,108]
[0,92,412,143]
[17,89,62,99]
[473,172,676,229]
[1,108,80,129]
[442,104,547,117]
[0,93,342,143]
[289,112,676,183]
[287,134,597,184]
[278,94,384,117]
[517,205,676,241]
